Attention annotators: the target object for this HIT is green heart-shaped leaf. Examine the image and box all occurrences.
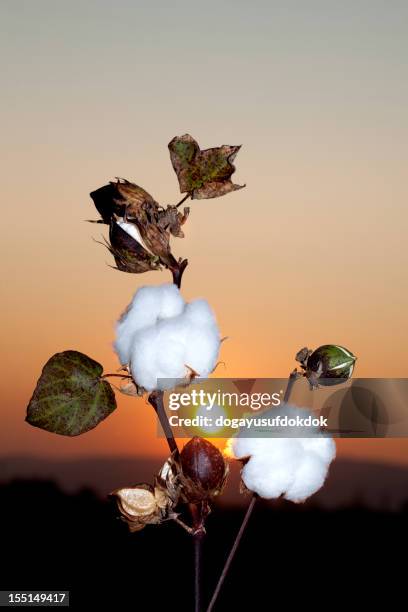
[26,350,117,436]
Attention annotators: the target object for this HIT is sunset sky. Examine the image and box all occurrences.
[1,1,407,467]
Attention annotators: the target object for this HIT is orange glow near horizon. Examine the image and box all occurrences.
[1,1,408,469]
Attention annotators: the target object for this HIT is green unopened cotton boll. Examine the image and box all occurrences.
[302,344,356,387]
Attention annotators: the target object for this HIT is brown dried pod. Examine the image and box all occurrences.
[116,182,180,267]
[178,437,229,504]
[111,483,169,532]
[90,178,186,270]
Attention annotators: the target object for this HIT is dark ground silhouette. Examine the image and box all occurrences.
[2,455,408,510]
[0,479,406,610]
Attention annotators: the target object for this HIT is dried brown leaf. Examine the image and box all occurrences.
[168,134,245,200]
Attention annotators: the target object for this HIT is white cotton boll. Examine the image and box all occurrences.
[128,326,160,391]
[228,404,336,503]
[116,283,221,391]
[284,453,329,503]
[114,288,161,366]
[242,441,303,499]
[230,432,274,460]
[184,299,217,326]
[157,284,185,320]
[301,436,336,464]
[114,284,186,366]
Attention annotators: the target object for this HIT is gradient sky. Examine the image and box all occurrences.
[1,1,407,465]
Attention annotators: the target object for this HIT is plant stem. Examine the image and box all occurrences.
[189,502,206,612]
[206,495,256,612]
[171,258,188,288]
[284,368,300,402]
[149,262,205,612]
[176,193,191,208]
[194,532,204,612]
[148,390,179,455]
[206,370,300,611]
[100,373,132,380]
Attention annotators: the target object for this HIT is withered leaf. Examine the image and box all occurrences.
[26,351,116,436]
[108,220,161,274]
[168,134,245,200]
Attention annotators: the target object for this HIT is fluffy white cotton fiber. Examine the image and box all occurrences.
[114,283,220,391]
[229,405,336,503]
[116,218,151,252]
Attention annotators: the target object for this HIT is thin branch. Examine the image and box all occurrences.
[148,390,179,455]
[206,495,257,612]
[194,532,204,612]
[206,369,300,611]
[176,193,191,208]
[100,373,132,380]
[189,502,206,612]
[283,368,301,403]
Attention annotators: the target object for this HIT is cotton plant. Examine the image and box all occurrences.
[25,134,244,611]
[24,132,357,612]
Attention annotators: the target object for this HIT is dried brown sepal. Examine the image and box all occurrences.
[295,347,313,369]
[239,476,251,496]
[107,220,161,273]
[156,451,182,506]
[157,205,190,238]
[168,134,245,200]
[114,179,159,220]
[118,379,144,397]
[89,183,126,224]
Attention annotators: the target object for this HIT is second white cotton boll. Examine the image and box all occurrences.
[114,284,221,391]
[229,405,336,503]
